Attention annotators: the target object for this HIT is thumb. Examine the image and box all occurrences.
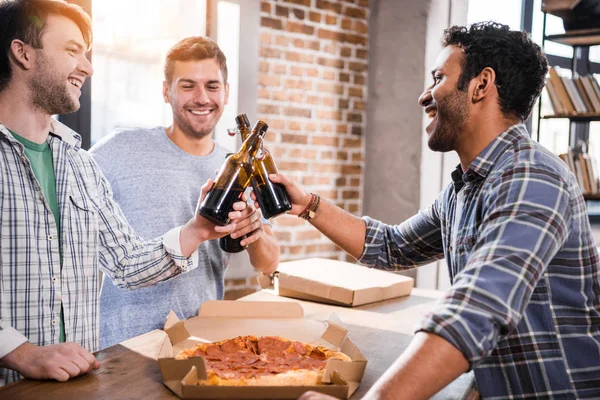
[200,179,215,202]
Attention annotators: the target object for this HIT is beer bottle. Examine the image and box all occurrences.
[219,153,246,253]
[198,120,268,226]
[234,114,292,219]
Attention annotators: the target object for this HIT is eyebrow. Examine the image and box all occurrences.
[66,40,85,52]
[178,79,222,85]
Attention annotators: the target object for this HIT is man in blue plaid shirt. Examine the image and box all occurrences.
[277,22,600,399]
[0,0,255,385]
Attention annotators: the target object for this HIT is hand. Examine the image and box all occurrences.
[192,179,247,242]
[230,192,264,247]
[298,391,338,400]
[266,174,312,216]
[0,342,100,382]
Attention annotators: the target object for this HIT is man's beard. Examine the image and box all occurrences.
[428,89,469,152]
[173,108,219,140]
[28,51,79,116]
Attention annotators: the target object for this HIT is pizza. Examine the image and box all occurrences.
[175,335,351,386]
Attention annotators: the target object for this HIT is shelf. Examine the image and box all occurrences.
[542,113,600,121]
[585,194,600,201]
[545,28,600,46]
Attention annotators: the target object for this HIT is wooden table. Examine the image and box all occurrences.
[0,288,476,399]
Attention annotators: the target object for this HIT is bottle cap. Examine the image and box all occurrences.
[253,120,269,137]
[235,113,251,128]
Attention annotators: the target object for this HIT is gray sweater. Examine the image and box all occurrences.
[90,127,230,349]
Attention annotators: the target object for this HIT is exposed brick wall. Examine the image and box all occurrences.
[258,0,370,263]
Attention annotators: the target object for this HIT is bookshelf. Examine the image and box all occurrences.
[537,11,600,204]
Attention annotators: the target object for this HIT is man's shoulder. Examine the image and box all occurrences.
[90,126,165,155]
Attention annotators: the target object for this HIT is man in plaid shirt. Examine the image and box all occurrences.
[278,23,600,400]
[0,0,254,385]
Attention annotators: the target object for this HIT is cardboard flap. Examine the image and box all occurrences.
[166,319,191,345]
[198,300,304,318]
[164,310,180,331]
[257,274,273,289]
[158,357,208,382]
[321,314,348,348]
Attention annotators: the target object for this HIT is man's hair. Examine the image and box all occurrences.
[0,0,91,92]
[164,36,228,84]
[442,21,548,121]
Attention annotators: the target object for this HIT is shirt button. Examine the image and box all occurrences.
[449,246,453,252]
[51,319,57,326]
[51,276,57,283]
[48,235,53,241]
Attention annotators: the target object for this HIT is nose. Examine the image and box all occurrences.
[79,54,94,77]
[418,87,432,108]
[195,86,209,104]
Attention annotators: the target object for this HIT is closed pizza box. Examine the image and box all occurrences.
[157,300,367,399]
[259,258,414,307]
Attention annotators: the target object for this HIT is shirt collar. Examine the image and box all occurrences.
[0,119,82,150]
[449,123,529,192]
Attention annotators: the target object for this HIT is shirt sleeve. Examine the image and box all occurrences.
[93,164,195,289]
[0,320,28,359]
[358,190,446,270]
[417,165,571,366]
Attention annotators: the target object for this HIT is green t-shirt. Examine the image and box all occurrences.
[11,131,65,343]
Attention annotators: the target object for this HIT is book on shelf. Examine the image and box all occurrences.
[581,76,600,113]
[545,67,600,116]
[559,149,600,196]
[548,67,576,114]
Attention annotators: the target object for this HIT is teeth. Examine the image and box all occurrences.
[69,79,81,88]
[428,110,437,119]
[190,110,211,115]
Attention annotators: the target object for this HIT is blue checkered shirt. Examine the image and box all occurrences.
[0,121,194,385]
[360,124,600,399]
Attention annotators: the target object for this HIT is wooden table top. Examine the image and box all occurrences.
[0,288,475,399]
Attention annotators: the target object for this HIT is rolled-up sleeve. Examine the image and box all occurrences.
[418,165,570,365]
[0,320,28,359]
[359,191,446,270]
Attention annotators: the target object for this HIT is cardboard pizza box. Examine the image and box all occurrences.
[258,258,414,307]
[157,300,367,399]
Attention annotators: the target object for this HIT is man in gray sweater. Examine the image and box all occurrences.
[90,37,280,349]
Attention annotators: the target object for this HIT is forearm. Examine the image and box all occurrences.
[308,196,367,260]
[247,225,280,274]
[364,332,469,400]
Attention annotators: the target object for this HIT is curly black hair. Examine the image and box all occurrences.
[442,21,548,121]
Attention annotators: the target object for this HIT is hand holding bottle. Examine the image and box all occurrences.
[266,173,313,216]
[229,192,265,247]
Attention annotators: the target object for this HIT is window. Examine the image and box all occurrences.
[90,0,207,145]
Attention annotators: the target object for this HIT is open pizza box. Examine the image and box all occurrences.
[258,257,414,307]
[157,300,367,399]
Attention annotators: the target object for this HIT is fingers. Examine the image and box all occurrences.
[76,346,100,372]
[199,179,215,203]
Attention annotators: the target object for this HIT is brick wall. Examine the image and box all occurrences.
[257,0,370,263]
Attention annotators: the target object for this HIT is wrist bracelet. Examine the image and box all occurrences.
[298,193,321,220]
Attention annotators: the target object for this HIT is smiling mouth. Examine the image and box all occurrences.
[426,107,437,119]
[189,109,213,116]
[68,78,82,89]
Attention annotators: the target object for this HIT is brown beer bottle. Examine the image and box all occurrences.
[219,154,245,253]
[234,114,292,219]
[198,120,268,226]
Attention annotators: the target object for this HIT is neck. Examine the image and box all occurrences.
[165,124,215,156]
[0,82,52,144]
[456,111,521,171]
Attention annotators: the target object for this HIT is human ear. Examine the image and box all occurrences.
[162,81,170,103]
[472,67,496,102]
[9,39,33,70]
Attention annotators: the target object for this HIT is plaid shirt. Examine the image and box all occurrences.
[360,124,600,399]
[0,121,194,385]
